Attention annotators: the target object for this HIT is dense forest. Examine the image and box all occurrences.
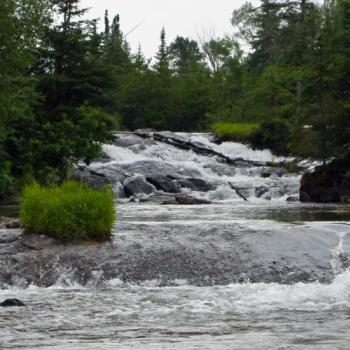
[1,0,350,197]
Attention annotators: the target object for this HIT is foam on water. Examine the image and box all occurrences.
[92,133,302,201]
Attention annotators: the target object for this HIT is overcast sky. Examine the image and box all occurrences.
[84,0,258,59]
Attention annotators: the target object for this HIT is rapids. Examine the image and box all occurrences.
[1,133,350,349]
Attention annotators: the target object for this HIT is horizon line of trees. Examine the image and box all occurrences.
[1,0,349,197]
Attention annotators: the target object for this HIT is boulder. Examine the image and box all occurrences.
[178,178,215,192]
[0,299,25,307]
[300,156,350,203]
[73,166,111,188]
[286,196,299,203]
[175,195,211,205]
[255,186,270,198]
[6,219,20,229]
[123,175,155,197]
[146,175,181,193]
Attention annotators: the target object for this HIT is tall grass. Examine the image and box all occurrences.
[20,181,115,241]
[211,123,258,142]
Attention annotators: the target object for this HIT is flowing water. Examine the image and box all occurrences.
[1,133,350,349]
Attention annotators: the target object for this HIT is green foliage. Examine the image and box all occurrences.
[251,119,291,156]
[20,181,115,241]
[212,123,258,142]
[1,0,350,195]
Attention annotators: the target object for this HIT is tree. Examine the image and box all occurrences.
[154,27,170,74]
[20,0,116,182]
[0,0,50,195]
[169,36,203,75]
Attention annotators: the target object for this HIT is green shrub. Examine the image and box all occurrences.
[211,123,259,142]
[250,119,291,156]
[20,181,115,241]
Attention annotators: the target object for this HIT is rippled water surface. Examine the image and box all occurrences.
[1,134,350,349]
[1,203,350,349]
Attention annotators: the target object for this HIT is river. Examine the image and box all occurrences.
[1,133,350,349]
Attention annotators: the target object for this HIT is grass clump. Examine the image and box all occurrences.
[212,123,259,142]
[20,181,115,241]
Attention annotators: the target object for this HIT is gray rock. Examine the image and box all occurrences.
[146,175,181,193]
[175,195,211,205]
[73,167,111,188]
[5,219,20,229]
[0,299,25,307]
[0,217,20,229]
[300,156,350,203]
[123,175,155,197]
[178,178,215,192]
[287,196,299,202]
[255,186,270,198]
[261,167,287,178]
[20,234,63,251]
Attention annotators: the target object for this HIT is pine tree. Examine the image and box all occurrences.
[154,27,170,74]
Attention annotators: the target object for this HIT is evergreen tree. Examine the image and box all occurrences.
[169,36,203,75]
[154,27,170,74]
[26,0,115,181]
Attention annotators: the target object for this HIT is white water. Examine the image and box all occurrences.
[91,133,301,202]
[1,134,350,349]
[2,271,350,349]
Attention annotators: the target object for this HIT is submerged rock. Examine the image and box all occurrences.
[20,234,63,251]
[0,299,25,307]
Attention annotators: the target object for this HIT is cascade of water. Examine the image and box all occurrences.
[83,132,302,202]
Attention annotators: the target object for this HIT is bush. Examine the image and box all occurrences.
[211,123,259,142]
[20,181,115,241]
[250,119,291,156]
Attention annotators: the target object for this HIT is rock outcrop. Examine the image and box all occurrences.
[0,299,25,307]
[300,156,350,203]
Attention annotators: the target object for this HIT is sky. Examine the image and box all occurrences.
[84,0,258,59]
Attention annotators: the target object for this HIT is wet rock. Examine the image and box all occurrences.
[261,167,287,178]
[287,196,299,202]
[20,234,63,251]
[123,175,155,197]
[73,166,111,188]
[175,195,211,205]
[178,178,215,192]
[0,299,25,307]
[121,160,202,179]
[0,217,20,229]
[255,186,270,198]
[300,156,350,203]
[114,133,156,147]
[146,175,181,193]
[6,219,21,229]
